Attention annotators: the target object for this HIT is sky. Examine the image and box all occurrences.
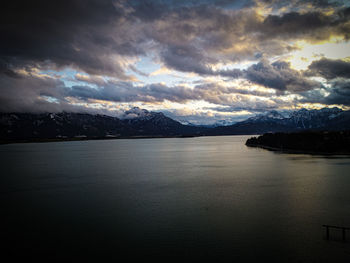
[1,0,350,125]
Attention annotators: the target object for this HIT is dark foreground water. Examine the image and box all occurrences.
[1,136,350,262]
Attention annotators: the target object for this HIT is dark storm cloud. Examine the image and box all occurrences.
[0,0,146,79]
[243,60,321,92]
[66,82,199,103]
[1,0,350,115]
[66,82,219,104]
[160,44,243,78]
[306,58,350,79]
[301,0,341,7]
[128,0,169,21]
[0,71,66,112]
[298,79,350,106]
[260,0,344,10]
[0,60,21,79]
[323,80,350,105]
[260,7,350,40]
[262,11,331,37]
[149,3,350,77]
[160,45,218,76]
[66,78,280,106]
[193,82,274,97]
[206,104,277,113]
[150,6,263,70]
[2,0,349,79]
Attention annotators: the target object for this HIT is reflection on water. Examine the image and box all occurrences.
[1,136,350,262]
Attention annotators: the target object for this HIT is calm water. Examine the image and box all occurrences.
[1,136,350,262]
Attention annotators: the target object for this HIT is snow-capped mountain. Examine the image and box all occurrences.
[211,120,237,127]
[120,107,202,135]
[206,107,350,135]
[1,107,350,142]
[122,107,156,120]
[185,120,237,128]
[0,110,206,141]
[288,107,343,129]
[242,107,345,129]
[244,110,286,123]
[122,107,171,124]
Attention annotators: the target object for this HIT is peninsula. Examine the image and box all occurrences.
[246,131,350,155]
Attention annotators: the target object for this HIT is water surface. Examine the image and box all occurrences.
[1,136,350,261]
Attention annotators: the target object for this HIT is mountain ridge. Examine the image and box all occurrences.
[1,107,350,142]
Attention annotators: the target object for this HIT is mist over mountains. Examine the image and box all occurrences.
[1,107,350,142]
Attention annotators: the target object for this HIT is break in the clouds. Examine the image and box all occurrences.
[1,0,350,124]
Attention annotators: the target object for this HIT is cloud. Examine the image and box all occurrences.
[160,45,218,75]
[66,80,279,106]
[244,60,321,92]
[2,0,349,80]
[145,4,350,78]
[323,80,350,105]
[306,58,350,79]
[0,65,286,114]
[261,10,337,40]
[0,53,336,118]
[0,0,145,79]
[298,79,350,106]
[0,69,127,116]
[259,6,350,43]
[0,70,66,113]
[1,0,350,122]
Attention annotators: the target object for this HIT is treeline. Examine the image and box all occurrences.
[246,131,350,154]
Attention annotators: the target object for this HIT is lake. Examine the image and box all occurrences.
[1,135,350,262]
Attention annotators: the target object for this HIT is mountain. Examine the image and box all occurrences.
[0,110,207,142]
[206,107,350,135]
[184,120,236,128]
[324,111,350,130]
[287,107,343,129]
[1,107,350,143]
[0,112,130,140]
[245,110,285,123]
[121,107,205,136]
[207,110,290,135]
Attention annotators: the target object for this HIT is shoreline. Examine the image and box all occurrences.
[0,134,203,145]
[3,134,350,156]
[0,134,259,145]
[245,131,350,156]
[246,143,350,156]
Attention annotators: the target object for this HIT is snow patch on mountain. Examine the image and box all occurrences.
[245,110,286,122]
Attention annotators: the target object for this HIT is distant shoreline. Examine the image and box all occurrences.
[246,131,350,155]
[0,134,202,145]
[0,134,260,145]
